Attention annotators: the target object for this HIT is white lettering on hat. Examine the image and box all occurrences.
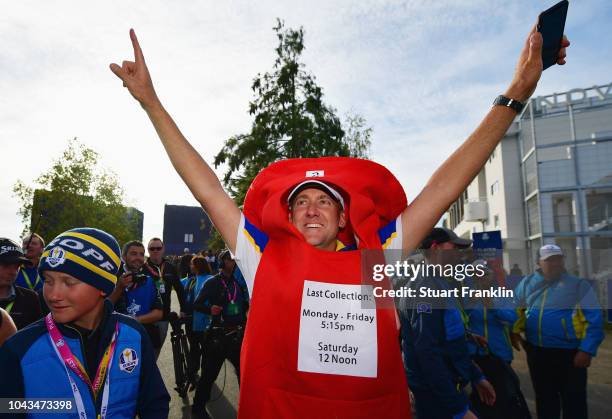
[83,248,103,261]
[100,261,115,272]
[306,170,324,178]
[60,238,84,250]
[0,245,21,255]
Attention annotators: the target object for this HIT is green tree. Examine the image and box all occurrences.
[13,138,139,245]
[213,19,372,205]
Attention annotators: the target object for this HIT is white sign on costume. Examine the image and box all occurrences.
[298,280,377,378]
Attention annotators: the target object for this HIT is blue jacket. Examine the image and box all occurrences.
[513,271,604,356]
[15,266,43,292]
[124,276,159,317]
[0,300,169,419]
[399,276,483,419]
[466,302,518,362]
[182,274,213,332]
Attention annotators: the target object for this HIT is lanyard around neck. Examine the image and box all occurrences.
[45,313,119,416]
[221,278,237,303]
[21,268,41,290]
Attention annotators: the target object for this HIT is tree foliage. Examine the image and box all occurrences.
[213,19,372,205]
[13,138,139,245]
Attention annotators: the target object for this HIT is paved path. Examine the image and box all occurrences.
[158,334,239,419]
[157,299,611,419]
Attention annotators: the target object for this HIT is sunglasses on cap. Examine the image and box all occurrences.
[148,246,163,251]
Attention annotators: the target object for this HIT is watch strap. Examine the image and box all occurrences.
[493,95,525,113]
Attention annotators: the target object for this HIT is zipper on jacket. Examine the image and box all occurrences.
[64,324,96,401]
[537,289,549,347]
[561,318,570,340]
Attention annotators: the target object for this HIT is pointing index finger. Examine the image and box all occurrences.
[130,28,145,64]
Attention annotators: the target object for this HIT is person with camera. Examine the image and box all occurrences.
[191,250,248,419]
[109,240,164,358]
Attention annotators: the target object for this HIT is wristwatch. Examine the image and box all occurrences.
[493,95,525,113]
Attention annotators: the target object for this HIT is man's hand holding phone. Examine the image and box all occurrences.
[505,21,569,103]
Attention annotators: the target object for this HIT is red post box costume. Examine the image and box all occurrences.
[236,157,412,419]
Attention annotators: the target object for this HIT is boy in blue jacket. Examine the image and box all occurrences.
[0,228,170,419]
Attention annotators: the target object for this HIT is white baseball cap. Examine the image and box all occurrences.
[287,180,345,209]
[539,244,564,260]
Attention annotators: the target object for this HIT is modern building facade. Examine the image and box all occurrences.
[162,204,213,255]
[445,82,612,285]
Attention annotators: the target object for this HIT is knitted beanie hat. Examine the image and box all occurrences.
[39,228,121,295]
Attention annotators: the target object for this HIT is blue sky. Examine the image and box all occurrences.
[1,0,611,246]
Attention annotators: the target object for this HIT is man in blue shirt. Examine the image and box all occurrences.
[513,244,604,419]
[400,228,495,419]
[14,233,45,292]
[109,241,164,358]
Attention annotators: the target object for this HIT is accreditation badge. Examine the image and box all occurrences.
[225,302,240,316]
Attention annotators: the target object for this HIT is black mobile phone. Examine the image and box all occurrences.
[538,0,569,70]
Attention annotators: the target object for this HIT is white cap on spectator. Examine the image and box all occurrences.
[539,244,564,260]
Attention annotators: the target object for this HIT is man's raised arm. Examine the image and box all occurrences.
[402,26,570,253]
[110,29,240,253]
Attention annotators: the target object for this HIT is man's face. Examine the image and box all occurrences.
[429,241,463,266]
[221,257,236,274]
[288,188,345,252]
[147,239,164,263]
[538,255,565,280]
[43,270,104,324]
[23,236,44,261]
[0,262,20,288]
[124,245,145,271]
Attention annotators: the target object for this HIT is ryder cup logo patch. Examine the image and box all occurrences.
[46,247,66,268]
[306,170,324,177]
[119,348,139,373]
[416,302,432,314]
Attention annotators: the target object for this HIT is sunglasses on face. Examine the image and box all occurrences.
[148,247,163,251]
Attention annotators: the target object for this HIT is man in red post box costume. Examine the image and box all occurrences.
[236,157,409,418]
[110,23,569,419]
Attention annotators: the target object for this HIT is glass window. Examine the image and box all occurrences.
[585,187,612,232]
[553,237,579,276]
[577,141,612,186]
[537,145,571,162]
[552,193,575,232]
[524,153,538,196]
[519,112,534,156]
[527,196,540,236]
[490,181,499,196]
[534,113,571,147]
